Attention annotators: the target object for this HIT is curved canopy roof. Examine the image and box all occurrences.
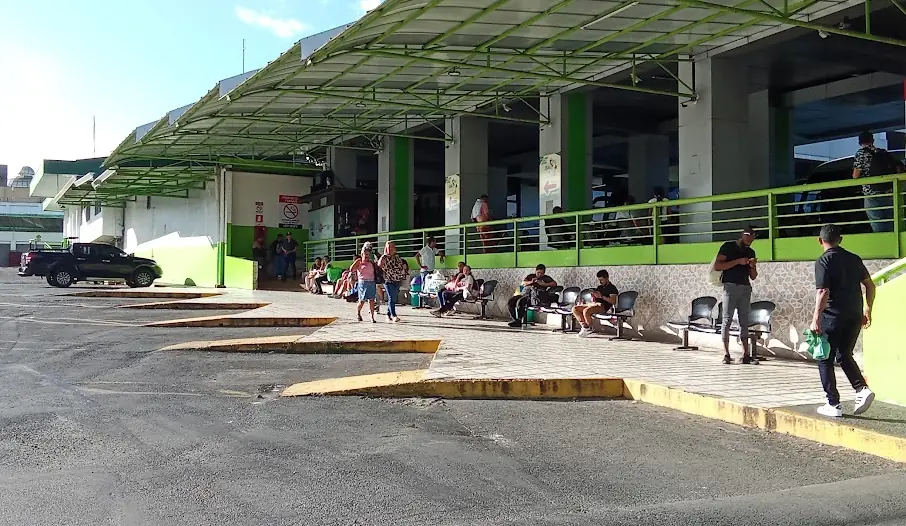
[105,0,905,170]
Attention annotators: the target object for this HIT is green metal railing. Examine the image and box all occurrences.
[304,173,906,269]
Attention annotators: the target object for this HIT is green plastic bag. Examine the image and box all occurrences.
[803,329,830,360]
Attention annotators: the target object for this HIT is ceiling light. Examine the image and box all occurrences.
[581,2,639,30]
[818,29,829,39]
[355,102,367,108]
[502,103,511,112]
[447,68,461,77]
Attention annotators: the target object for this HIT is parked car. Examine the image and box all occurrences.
[18,242,163,288]
[785,150,905,237]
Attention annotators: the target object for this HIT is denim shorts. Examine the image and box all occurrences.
[357,280,377,302]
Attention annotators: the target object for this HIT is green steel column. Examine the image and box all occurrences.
[565,92,591,212]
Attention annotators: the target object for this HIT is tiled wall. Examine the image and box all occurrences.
[447,259,894,361]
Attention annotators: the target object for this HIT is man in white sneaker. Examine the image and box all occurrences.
[810,224,876,418]
[572,269,618,337]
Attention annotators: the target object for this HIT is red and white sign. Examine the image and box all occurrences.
[279,194,302,228]
[254,201,264,226]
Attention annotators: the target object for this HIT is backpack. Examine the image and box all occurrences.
[707,253,723,287]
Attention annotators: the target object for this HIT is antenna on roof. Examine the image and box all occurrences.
[242,39,246,74]
[92,116,96,155]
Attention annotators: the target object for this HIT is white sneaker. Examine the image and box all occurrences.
[853,387,875,415]
[817,403,843,418]
[577,328,590,338]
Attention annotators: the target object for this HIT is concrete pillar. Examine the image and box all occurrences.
[377,136,414,233]
[628,134,670,201]
[679,57,751,240]
[444,116,488,254]
[327,147,358,189]
[748,90,795,190]
[539,92,593,215]
[487,166,508,221]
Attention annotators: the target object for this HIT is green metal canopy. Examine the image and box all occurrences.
[106,0,906,168]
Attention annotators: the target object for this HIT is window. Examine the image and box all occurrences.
[146,196,152,210]
[94,203,101,215]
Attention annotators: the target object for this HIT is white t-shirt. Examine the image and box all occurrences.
[418,246,437,271]
[458,274,476,300]
[470,199,483,221]
[648,197,672,221]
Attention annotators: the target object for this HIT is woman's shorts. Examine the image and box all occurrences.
[357,280,377,301]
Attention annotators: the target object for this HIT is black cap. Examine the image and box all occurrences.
[858,131,874,145]
[742,226,758,237]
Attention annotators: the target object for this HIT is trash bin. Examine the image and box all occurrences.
[410,282,421,307]
[526,309,536,323]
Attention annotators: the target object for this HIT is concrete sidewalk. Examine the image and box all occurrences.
[123,285,849,410]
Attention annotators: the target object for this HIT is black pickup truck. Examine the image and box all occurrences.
[18,242,163,288]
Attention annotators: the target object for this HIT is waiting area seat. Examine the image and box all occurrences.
[592,291,639,341]
[542,286,580,333]
[460,279,497,320]
[667,296,719,351]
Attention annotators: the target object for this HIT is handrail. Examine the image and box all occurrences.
[304,172,906,248]
[872,257,906,285]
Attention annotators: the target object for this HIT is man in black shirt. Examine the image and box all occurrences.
[269,234,284,277]
[713,227,758,364]
[507,264,558,328]
[573,269,618,337]
[811,224,876,418]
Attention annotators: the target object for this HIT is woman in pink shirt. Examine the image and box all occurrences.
[350,244,378,322]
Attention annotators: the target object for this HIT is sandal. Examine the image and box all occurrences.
[357,314,363,322]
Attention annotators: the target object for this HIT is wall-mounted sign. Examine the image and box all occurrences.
[254,201,264,226]
[444,174,460,212]
[279,194,302,228]
[539,154,561,197]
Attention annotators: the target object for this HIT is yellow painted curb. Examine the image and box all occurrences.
[123,301,270,310]
[622,379,906,463]
[66,290,222,299]
[144,315,337,328]
[160,337,442,354]
[282,370,428,397]
[281,373,625,400]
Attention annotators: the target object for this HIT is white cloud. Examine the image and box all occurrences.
[234,6,308,38]
[360,0,382,12]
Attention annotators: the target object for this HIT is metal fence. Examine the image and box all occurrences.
[304,173,905,267]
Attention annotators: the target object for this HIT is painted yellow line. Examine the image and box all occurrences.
[622,379,906,463]
[160,336,442,354]
[145,315,337,328]
[66,290,222,299]
[122,301,270,310]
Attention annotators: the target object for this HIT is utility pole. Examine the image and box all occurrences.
[242,39,246,74]
[93,116,96,155]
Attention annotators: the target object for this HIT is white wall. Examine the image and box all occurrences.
[124,181,220,253]
[230,171,312,229]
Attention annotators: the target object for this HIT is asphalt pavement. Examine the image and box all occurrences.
[1,269,905,526]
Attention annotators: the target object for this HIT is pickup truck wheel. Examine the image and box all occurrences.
[46,273,58,287]
[51,267,75,288]
[133,269,155,288]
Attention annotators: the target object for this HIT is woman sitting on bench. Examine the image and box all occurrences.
[431,266,476,317]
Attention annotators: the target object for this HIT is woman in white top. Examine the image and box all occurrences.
[431,265,476,317]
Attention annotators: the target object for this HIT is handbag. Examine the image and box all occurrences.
[803,329,830,360]
[372,261,385,284]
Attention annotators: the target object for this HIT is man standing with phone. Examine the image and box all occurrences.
[810,224,875,418]
[713,227,759,364]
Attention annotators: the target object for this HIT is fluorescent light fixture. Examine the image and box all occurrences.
[74,173,94,187]
[447,67,461,76]
[582,2,639,30]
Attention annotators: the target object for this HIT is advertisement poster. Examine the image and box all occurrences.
[539,153,561,197]
[278,194,302,228]
[308,205,335,241]
[444,174,460,212]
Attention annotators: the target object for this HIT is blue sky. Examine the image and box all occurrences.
[0,0,378,174]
